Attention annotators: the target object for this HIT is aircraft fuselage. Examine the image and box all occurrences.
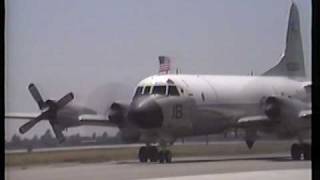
[130,74,310,143]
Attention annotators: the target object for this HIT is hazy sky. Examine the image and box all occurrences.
[5,0,311,141]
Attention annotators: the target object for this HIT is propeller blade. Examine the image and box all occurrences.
[264,97,281,118]
[50,121,66,143]
[28,83,46,110]
[56,92,74,108]
[108,102,127,124]
[19,112,47,134]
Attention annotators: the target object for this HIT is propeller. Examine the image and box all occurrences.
[108,102,128,127]
[28,83,47,110]
[19,83,74,143]
[261,96,281,119]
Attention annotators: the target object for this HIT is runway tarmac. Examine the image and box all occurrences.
[5,153,311,180]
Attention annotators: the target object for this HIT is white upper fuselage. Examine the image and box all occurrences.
[136,74,308,106]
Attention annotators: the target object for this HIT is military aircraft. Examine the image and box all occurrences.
[5,3,311,163]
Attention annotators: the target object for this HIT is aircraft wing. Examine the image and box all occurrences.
[5,112,40,120]
[238,115,269,123]
[237,109,312,128]
[236,115,272,128]
[78,114,118,127]
[299,110,311,120]
[5,112,117,127]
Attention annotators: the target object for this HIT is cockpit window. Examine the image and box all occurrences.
[168,86,180,96]
[134,86,143,97]
[143,86,151,95]
[152,85,166,95]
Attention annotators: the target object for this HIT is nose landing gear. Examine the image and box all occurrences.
[138,146,172,163]
[138,146,159,162]
[290,143,311,160]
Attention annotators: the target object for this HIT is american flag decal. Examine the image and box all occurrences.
[159,56,171,73]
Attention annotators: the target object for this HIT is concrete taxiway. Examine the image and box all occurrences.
[5,153,311,180]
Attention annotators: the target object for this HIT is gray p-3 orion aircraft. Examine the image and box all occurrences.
[6,3,311,163]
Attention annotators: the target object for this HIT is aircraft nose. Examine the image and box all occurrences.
[128,97,163,129]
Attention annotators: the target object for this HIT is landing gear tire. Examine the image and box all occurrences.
[149,146,159,162]
[159,151,165,163]
[164,150,172,163]
[291,143,302,160]
[302,144,311,160]
[138,147,148,163]
[139,146,159,163]
[290,143,312,161]
[138,146,172,163]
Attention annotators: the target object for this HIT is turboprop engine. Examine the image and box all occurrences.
[107,101,141,142]
[261,96,307,120]
[260,95,310,137]
[108,102,129,126]
[242,95,310,149]
[19,84,96,143]
[263,96,281,119]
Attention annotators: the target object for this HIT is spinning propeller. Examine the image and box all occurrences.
[19,83,74,143]
[260,96,281,119]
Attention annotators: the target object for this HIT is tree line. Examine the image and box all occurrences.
[5,129,122,150]
[6,128,276,151]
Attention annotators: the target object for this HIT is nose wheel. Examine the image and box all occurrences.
[290,143,311,160]
[138,146,172,163]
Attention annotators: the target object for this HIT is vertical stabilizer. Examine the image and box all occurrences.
[263,3,305,77]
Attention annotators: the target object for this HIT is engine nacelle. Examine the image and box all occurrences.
[261,96,306,120]
[108,102,129,127]
[260,96,310,138]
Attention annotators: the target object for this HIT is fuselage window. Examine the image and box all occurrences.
[143,86,151,95]
[152,85,166,95]
[168,86,180,96]
[134,86,143,97]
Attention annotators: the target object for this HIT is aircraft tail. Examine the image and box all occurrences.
[262,3,305,78]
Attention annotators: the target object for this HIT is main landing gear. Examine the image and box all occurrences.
[290,143,311,160]
[138,146,172,163]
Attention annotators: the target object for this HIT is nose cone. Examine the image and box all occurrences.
[128,97,163,129]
